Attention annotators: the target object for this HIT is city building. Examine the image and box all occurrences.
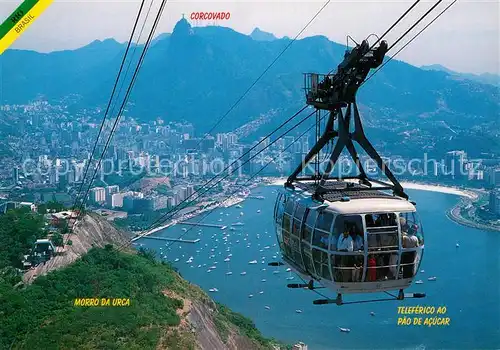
[90,187,106,203]
[444,150,467,177]
[12,167,19,183]
[488,168,500,187]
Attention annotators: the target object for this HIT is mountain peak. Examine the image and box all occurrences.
[172,17,193,37]
[250,27,276,41]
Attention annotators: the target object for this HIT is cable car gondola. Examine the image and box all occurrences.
[271,38,425,305]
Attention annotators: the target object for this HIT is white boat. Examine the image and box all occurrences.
[370,312,375,316]
[296,310,302,313]
[174,258,179,262]
[286,268,292,272]
[209,288,218,292]
[224,258,230,262]
[415,280,424,284]
[264,306,270,310]
[428,276,437,281]
[273,270,279,274]
[249,260,258,264]
[240,271,247,275]
[236,204,243,208]
[240,212,244,216]
[209,266,217,269]
[339,327,351,333]
[286,277,294,280]
[257,210,261,213]
[456,243,460,247]
[182,228,187,232]
[248,294,253,298]
[259,291,264,294]
[421,270,425,273]
[226,271,233,275]
[261,279,267,282]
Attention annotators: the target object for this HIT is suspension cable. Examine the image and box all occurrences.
[76,0,168,217]
[201,0,330,139]
[136,105,308,233]
[121,109,316,249]
[118,111,323,252]
[327,0,421,75]
[388,0,443,51]
[71,0,147,212]
[363,0,457,86]
[109,0,332,205]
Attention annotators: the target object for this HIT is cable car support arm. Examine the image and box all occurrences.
[285,39,408,200]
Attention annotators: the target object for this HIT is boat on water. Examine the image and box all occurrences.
[240,271,247,275]
[265,306,271,310]
[226,271,233,275]
[339,327,351,333]
[232,222,244,226]
[249,260,258,264]
[296,310,302,313]
[415,280,424,284]
[235,204,243,208]
[428,276,437,281]
[209,288,219,292]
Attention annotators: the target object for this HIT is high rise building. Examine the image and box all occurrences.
[489,190,500,215]
[488,168,500,187]
[12,167,19,183]
[444,150,467,177]
[90,187,106,203]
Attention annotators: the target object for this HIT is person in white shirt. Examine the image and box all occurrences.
[337,226,354,281]
[337,230,353,252]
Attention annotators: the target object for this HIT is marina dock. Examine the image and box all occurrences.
[133,236,200,243]
[178,221,227,229]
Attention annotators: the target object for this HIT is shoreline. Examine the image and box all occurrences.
[133,177,495,242]
[263,177,500,232]
[132,189,251,241]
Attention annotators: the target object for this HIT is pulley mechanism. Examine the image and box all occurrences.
[285,39,408,201]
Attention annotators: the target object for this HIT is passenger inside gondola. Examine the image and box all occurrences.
[353,230,364,251]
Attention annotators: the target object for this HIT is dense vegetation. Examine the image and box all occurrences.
[0,246,282,349]
[0,208,45,272]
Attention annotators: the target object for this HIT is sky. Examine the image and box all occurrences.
[1,0,499,75]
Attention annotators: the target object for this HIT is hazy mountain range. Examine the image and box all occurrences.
[0,18,499,157]
[421,64,500,87]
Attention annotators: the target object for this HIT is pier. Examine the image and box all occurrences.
[132,236,200,243]
[178,221,227,229]
[247,195,265,200]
